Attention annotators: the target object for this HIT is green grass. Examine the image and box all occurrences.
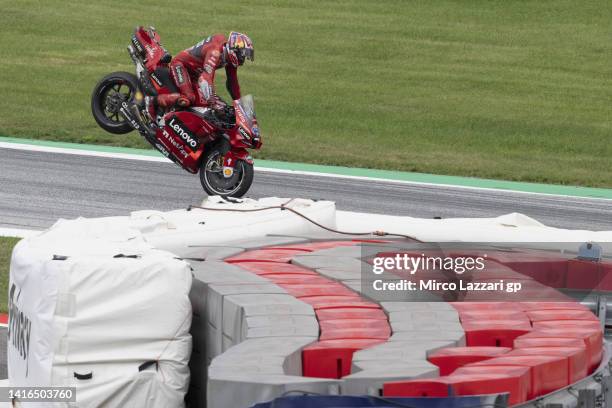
[1,0,611,187]
[0,238,19,314]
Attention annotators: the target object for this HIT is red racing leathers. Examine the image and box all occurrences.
[158,34,241,109]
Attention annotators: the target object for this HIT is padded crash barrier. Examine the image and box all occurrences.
[8,197,612,408]
[383,299,604,406]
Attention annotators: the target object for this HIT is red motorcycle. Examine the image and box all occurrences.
[91,26,262,197]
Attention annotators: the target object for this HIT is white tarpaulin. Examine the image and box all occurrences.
[8,220,192,408]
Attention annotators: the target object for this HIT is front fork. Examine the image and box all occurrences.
[222,148,253,178]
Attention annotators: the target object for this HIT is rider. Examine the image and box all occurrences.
[156,32,254,113]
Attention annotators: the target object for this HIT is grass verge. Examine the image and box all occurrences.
[1,0,611,187]
[0,238,19,314]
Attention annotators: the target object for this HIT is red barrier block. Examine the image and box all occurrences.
[519,301,589,311]
[566,260,612,291]
[526,309,598,323]
[320,319,390,331]
[566,259,600,290]
[533,320,601,331]
[461,284,571,302]
[514,336,586,349]
[461,319,532,347]
[281,283,356,298]
[427,347,511,375]
[384,373,529,405]
[519,329,603,372]
[450,302,523,312]
[453,365,531,404]
[471,355,568,397]
[508,347,587,384]
[316,307,386,321]
[383,378,449,397]
[300,296,380,310]
[226,248,309,263]
[265,274,330,285]
[302,339,385,378]
[504,260,567,289]
[319,327,390,341]
[232,261,317,276]
[458,310,529,323]
[466,260,534,281]
[597,261,612,291]
[319,319,391,341]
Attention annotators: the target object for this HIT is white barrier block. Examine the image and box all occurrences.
[353,340,456,362]
[316,268,362,281]
[389,310,460,325]
[207,374,339,408]
[192,261,269,285]
[381,301,456,312]
[208,364,285,376]
[210,337,316,377]
[210,354,287,369]
[389,331,465,345]
[244,325,319,340]
[206,283,287,331]
[242,315,319,341]
[222,294,315,345]
[342,366,438,395]
[351,360,438,373]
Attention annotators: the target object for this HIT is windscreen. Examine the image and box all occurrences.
[237,94,255,128]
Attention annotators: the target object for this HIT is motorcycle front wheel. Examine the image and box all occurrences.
[91,71,140,134]
[200,148,254,198]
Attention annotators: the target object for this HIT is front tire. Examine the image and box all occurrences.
[200,148,254,198]
[91,71,140,134]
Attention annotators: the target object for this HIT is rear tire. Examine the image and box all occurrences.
[200,147,254,198]
[91,71,140,134]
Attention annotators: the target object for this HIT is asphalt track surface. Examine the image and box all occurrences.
[0,147,611,231]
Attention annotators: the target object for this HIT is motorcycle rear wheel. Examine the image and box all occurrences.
[200,148,254,198]
[91,71,140,134]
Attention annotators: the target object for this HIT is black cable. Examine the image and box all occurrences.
[187,203,420,241]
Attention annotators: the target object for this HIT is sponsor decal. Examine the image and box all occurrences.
[8,283,32,377]
[149,72,163,87]
[204,64,213,74]
[238,126,251,140]
[168,116,200,152]
[120,102,141,130]
[145,44,156,58]
[155,143,170,157]
[132,37,144,54]
[199,80,212,100]
[235,105,246,124]
[161,128,188,160]
[174,65,185,85]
